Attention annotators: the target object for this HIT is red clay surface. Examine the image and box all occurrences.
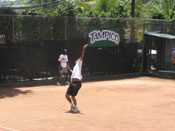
[0,76,175,131]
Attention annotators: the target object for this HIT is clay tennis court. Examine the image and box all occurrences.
[0,76,175,131]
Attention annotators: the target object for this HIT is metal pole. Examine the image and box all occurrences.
[141,20,146,73]
[12,15,15,40]
[65,17,67,40]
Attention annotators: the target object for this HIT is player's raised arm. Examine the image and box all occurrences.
[80,44,88,60]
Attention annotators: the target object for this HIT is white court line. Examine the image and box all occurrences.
[0,116,58,131]
[0,125,18,131]
[0,116,58,126]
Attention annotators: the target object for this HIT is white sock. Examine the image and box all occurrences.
[74,105,78,110]
[71,101,74,107]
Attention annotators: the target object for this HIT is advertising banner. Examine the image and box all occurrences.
[88,27,120,47]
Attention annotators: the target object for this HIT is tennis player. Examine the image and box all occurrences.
[65,44,88,113]
[57,49,71,85]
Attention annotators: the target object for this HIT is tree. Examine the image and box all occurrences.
[95,0,116,12]
[131,0,135,17]
[0,9,16,15]
[21,0,77,16]
[150,0,175,20]
[74,0,129,18]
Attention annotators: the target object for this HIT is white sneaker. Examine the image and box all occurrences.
[72,106,80,113]
[66,81,70,85]
[56,82,61,86]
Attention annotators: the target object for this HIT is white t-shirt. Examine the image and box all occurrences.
[71,59,83,82]
[58,54,68,68]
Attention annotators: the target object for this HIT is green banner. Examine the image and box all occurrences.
[88,27,120,47]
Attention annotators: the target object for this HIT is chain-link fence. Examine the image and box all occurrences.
[1,15,174,82]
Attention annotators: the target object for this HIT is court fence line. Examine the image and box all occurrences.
[0,15,175,83]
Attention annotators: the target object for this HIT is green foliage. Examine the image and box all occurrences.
[76,0,129,18]
[149,0,175,20]
[82,9,109,18]
[52,0,77,16]
[22,0,77,17]
[150,7,165,19]
[1,0,175,20]
[0,9,16,15]
[95,0,116,12]
[110,3,129,18]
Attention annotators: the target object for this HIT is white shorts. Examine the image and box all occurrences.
[60,68,68,74]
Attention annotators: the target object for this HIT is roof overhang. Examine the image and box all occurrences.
[145,32,175,39]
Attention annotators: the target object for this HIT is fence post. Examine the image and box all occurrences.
[65,16,67,40]
[141,20,146,73]
[12,15,15,40]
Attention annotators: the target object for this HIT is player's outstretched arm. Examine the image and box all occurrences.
[80,44,88,60]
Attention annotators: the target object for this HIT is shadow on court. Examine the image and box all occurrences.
[0,88,32,99]
[65,111,85,115]
[0,79,57,88]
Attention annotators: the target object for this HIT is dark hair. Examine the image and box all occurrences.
[63,49,67,53]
